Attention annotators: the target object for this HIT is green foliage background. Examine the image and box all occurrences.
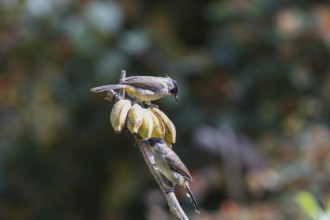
[1,0,330,219]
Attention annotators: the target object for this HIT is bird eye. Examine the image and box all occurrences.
[170,87,178,96]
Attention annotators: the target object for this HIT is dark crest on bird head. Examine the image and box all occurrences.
[168,77,178,102]
[147,137,164,146]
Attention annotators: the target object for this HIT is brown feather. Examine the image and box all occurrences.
[164,151,193,181]
[120,76,167,93]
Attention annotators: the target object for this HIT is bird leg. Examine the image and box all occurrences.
[165,185,176,193]
[159,174,176,193]
[148,103,159,109]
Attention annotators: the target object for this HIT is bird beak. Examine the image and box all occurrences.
[174,95,178,102]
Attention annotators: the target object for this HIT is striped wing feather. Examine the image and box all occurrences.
[121,76,166,93]
[165,151,192,181]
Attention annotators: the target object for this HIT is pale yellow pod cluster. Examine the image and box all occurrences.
[126,104,144,133]
[110,99,132,134]
[110,99,176,146]
[150,107,176,146]
[138,108,154,138]
[148,108,165,138]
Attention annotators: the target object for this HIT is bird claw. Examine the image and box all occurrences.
[149,103,159,108]
[130,99,145,107]
[165,186,175,193]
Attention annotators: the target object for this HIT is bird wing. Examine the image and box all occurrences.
[90,84,133,92]
[165,151,193,181]
[120,76,166,93]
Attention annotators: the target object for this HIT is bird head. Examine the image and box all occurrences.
[146,137,165,147]
[166,77,179,102]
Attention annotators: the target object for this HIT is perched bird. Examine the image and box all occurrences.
[90,76,178,105]
[146,137,200,213]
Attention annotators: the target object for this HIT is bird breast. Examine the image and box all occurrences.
[126,89,167,101]
[153,152,183,186]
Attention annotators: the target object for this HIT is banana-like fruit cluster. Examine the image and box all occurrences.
[110,99,132,134]
[109,99,176,146]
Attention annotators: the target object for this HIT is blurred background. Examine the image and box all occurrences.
[1,0,330,219]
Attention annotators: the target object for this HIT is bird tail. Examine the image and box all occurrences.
[90,84,132,92]
[184,184,200,214]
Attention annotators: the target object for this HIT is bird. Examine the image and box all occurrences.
[90,76,178,105]
[145,137,200,213]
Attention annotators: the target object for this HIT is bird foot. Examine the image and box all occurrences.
[165,186,175,194]
[149,103,159,109]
